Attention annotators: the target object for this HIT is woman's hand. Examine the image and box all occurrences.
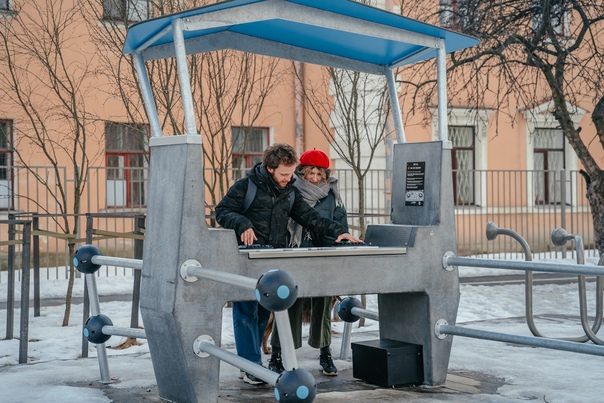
[335,233,362,243]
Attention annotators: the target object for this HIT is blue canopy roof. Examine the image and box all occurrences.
[123,0,478,74]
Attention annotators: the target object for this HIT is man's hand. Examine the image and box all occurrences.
[240,228,258,246]
[335,233,362,243]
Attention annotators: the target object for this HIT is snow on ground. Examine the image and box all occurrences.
[1,252,603,402]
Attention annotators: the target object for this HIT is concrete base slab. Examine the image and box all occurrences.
[73,330,505,403]
[76,368,503,403]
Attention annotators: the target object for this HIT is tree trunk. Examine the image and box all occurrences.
[585,172,604,256]
[359,294,367,328]
[357,175,366,239]
[62,242,76,326]
[587,98,604,256]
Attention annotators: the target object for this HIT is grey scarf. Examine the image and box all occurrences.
[287,173,343,247]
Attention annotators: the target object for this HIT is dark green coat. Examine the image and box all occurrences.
[300,189,348,248]
[215,163,347,248]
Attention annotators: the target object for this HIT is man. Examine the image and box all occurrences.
[215,143,359,385]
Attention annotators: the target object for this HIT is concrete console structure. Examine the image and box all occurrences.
[122,1,478,401]
[140,135,458,402]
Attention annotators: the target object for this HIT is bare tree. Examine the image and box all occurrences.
[296,66,391,239]
[0,0,102,325]
[295,66,391,328]
[85,0,285,216]
[398,0,604,253]
[293,0,393,239]
[192,51,284,209]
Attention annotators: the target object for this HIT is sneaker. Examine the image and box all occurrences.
[268,353,285,374]
[238,370,244,379]
[242,372,266,385]
[319,351,338,376]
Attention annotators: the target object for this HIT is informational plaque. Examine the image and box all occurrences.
[392,142,445,226]
[405,162,425,206]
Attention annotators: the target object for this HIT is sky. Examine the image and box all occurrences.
[1,252,603,403]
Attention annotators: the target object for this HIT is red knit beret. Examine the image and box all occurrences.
[299,148,330,169]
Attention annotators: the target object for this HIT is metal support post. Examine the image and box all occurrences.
[85,274,111,383]
[443,255,604,277]
[338,298,379,360]
[131,215,145,329]
[102,326,147,339]
[384,67,406,143]
[195,338,280,386]
[436,321,604,357]
[6,214,15,340]
[18,222,31,364]
[274,310,298,371]
[91,255,143,271]
[32,214,40,317]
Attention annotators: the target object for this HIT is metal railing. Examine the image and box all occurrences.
[1,212,144,283]
[1,216,32,363]
[439,223,604,354]
[80,213,145,358]
[453,169,594,258]
[0,166,597,281]
[337,223,604,360]
[1,212,145,361]
[0,166,68,215]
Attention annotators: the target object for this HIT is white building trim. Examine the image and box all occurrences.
[522,100,586,206]
[431,107,493,207]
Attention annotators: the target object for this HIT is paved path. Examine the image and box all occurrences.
[73,329,506,403]
[3,274,595,402]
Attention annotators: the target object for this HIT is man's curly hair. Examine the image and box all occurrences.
[263,143,298,169]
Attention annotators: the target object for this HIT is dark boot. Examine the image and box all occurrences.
[319,346,338,376]
[268,347,285,374]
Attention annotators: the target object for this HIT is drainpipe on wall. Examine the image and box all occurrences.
[294,61,304,155]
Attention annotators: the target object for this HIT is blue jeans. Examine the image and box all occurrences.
[232,301,270,364]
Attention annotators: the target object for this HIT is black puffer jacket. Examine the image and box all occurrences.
[215,163,347,247]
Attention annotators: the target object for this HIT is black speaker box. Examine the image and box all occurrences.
[351,338,423,387]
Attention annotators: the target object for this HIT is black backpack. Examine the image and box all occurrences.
[242,178,295,214]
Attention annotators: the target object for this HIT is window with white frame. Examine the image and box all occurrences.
[533,128,565,204]
[103,0,149,22]
[532,0,570,38]
[450,126,475,206]
[523,100,584,206]
[432,108,492,207]
[105,122,149,208]
[231,127,269,180]
[0,120,14,209]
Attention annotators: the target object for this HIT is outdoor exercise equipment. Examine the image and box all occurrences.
[74,1,604,401]
[75,251,308,396]
[103,0,479,401]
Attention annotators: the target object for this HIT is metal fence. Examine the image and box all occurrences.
[0,165,598,283]
[0,213,143,281]
[0,165,68,214]
[334,168,595,259]
[453,169,594,258]
[0,218,31,362]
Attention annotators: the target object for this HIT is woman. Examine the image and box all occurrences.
[268,148,347,376]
